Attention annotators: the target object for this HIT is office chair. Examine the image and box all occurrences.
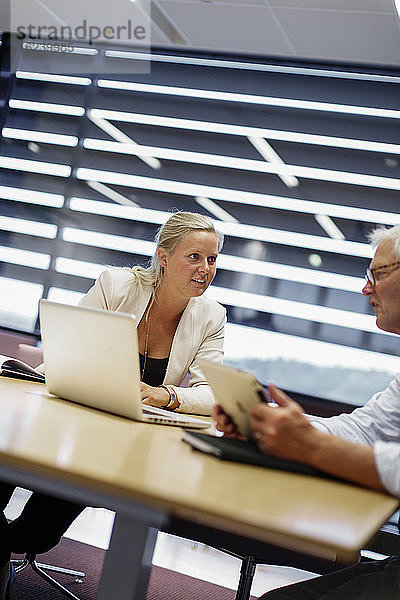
[12,553,85,600]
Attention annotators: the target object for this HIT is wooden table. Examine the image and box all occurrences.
[0,377,398,599]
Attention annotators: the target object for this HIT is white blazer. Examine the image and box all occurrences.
[79,268,226,415]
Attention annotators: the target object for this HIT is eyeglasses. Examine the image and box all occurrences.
[365,261,400,287]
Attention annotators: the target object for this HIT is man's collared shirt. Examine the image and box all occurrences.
[309,374,400,497]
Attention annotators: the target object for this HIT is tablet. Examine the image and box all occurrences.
[199,361,269,438]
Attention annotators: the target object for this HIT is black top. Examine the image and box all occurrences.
[139,353,169,387]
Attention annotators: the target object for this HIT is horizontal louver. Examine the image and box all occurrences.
[1,39,400,365]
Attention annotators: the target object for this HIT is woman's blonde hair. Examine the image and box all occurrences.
[131,211,224,291]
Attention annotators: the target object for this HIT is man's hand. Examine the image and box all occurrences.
[250,383,320,463]
[250,383,384,491]
[213,405,245,440]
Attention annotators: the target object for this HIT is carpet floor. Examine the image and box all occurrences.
[10,537,254,599]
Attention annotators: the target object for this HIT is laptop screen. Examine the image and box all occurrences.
[39,300,143,420]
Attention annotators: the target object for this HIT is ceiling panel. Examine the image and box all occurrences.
[268,0,394,11]
[183,0,268,4]
[153,0,400,66]
[150,23,171,45]
[157,2,294,54]
[274,9,400,65]
[25,0,148,24]
[3,0,400,68]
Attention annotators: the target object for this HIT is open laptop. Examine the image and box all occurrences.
[198,360,270,438]
[39,299,209,429]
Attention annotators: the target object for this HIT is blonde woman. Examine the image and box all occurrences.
[79,211,226,415]
[0,213,226,597]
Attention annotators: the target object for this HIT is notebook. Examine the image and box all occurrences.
[39,299,210,429]
[198,360,270,438]
[182,432,337,480]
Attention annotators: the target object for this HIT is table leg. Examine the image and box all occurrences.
[97,508,165,600]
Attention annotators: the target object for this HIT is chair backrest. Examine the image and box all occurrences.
[15,344,43,368]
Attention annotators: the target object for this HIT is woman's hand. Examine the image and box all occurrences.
[213,404,245,440]
[140,382,170,408]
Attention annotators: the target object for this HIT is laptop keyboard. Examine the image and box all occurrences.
[142,404,209,427]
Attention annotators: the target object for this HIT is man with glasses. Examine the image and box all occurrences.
[216,224,400,599]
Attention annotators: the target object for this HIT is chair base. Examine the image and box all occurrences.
[12,552,85,600]
[236,555,257,600]
[220,549,258,600]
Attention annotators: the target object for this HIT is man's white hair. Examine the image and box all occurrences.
[368,224,400,260]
